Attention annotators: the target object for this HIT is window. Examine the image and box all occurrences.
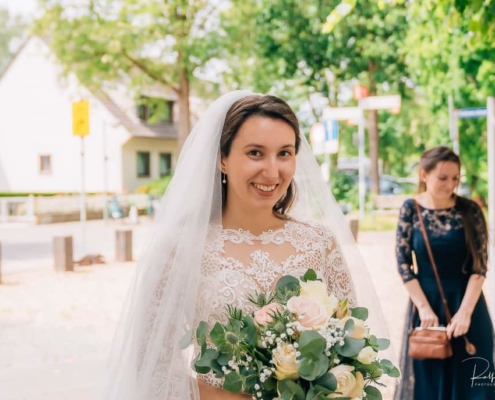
[137,97,174,124]
[159,153,172,177]
[137,151,150,177]
[39,155,52,174]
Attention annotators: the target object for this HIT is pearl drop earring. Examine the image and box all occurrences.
[222,173,227,184]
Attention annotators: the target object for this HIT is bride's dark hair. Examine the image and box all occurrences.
[220,94,301,219]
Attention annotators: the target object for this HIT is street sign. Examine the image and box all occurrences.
[359,95,401,111]
[457,107,487,119]
[72,100,90,136]
[311,120,339,155]
[323,107,360,121]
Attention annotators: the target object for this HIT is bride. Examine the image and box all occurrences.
[104,91,394,399]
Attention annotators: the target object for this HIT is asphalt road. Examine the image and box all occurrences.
[0,218,153,275]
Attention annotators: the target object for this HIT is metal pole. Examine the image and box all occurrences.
[102,120,109,222]
[324,152,330,183]
[487,96,495,319]
[80,136,87,254]
[358,106,366,221]
[448,95,460,154]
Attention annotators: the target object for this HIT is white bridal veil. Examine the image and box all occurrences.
[104,90,397,399]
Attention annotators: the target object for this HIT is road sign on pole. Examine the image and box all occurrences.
[72,100,90,137]
[358,95,401,111]
[457,107,488,119]
[72,100,90,254]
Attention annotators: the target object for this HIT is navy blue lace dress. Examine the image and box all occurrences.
[394,198,495,400]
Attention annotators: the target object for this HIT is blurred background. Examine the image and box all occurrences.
[0,0,494,399]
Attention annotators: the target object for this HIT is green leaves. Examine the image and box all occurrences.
[298,331,329,380]
[350,307,369,321]
[223,371,243,393]
[369,335,390,351]
[301,269,319,282]
[335,337,366,357]
[379,359,401,378]
[365,385,383,400]
[277,379,305,400]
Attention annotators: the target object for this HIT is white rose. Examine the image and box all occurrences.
[300,280,339,316]
[287,295,329,331]
[337,317,369,339]
[273,343,299,380]
[327,365,364,398]
[357,346,377,364]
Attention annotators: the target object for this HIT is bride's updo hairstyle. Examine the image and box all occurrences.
[219,95,301,219]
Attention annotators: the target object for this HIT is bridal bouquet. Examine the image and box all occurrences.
[191,269,399,400]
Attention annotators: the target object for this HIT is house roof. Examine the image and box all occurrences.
[0,36,178,140]
[92,89,178,139]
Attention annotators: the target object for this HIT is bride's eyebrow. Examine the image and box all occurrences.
[243,144,295,149]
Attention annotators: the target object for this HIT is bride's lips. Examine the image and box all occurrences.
[251,183,279,198]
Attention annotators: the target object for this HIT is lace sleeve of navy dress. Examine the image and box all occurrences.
[468,200,488,276]
[396,199,417,283]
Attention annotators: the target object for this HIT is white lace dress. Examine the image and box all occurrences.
[195,219,357,387]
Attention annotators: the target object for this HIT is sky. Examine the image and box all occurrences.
[0,0,38,17]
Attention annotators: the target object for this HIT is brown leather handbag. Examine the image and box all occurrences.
[408,200,477,360]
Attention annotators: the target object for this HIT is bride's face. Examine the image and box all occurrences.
[222,116,297,213]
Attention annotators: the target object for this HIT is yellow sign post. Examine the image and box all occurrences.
[72,100,90,136]
[72,100,89,254]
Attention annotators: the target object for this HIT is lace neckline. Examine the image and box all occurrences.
[220,222,289,240]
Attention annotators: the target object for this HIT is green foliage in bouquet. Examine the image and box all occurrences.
[190,269,400,400]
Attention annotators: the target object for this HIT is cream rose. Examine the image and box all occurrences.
[337,317,370,339]
[287,295,329,330]
[300,280,339,315]
[327,365,364,398]
[254,303,283,326]
[273,343,299,380]
[357,346,377,364]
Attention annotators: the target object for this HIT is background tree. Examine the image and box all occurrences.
[0,8,26,74]
[35,0,226,151]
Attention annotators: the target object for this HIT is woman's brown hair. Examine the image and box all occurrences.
[220,95,301,219]
[418,146,487,274]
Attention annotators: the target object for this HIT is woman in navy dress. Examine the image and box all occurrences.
[394,146,495,400]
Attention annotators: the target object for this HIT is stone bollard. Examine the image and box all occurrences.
[116,230,133,262]
[53,236,74,272]
[348,217,359,242]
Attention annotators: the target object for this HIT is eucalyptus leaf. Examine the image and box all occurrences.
[180,328,193,350]
[276,275,300,292]
[301,269,318,282]
[376,338,390,351]
[242,315,257,347]
[350,307,369,321]
[335,337,366,357]
[210,323,225,347]
[364,386,383,400]
[278,379,305,400]
[298,355,329,381]
[223,371,243,393]
[314,372,337,391]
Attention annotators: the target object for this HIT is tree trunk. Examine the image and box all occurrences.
[367,61,380,195]
[368,109,380,195]
[177,55,190,153]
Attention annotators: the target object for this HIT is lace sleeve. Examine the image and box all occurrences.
[396,200,417,283]
[324,230,358,307]
[469,201,488,276]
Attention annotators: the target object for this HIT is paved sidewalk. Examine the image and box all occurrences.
[1,231,491,399]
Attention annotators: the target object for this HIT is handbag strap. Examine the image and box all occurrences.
[411,199,477,355]
[414,200,452,323]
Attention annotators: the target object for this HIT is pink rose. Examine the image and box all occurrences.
[286,296,329,331]
[254,303,283,326]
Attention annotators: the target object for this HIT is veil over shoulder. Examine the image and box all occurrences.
[104,91,397,399]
